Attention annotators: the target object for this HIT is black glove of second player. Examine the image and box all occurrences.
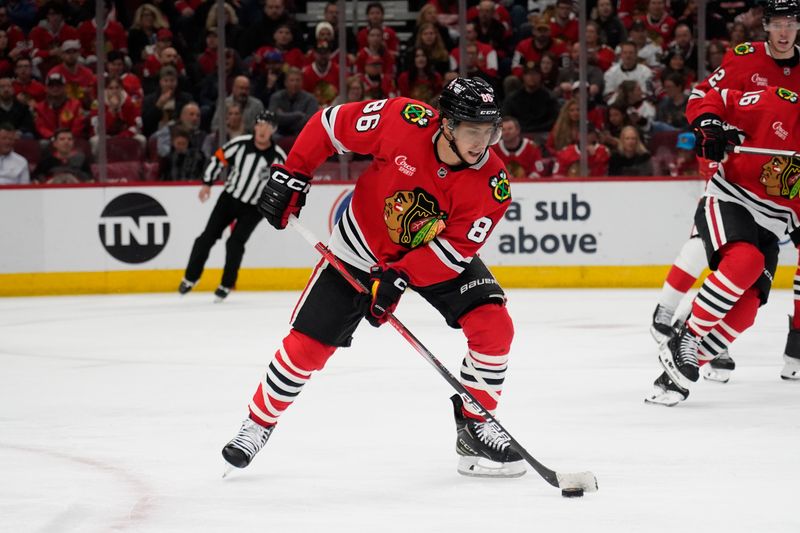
[691,113,745,162]
[257,163,311,230]
[358,266,409,327]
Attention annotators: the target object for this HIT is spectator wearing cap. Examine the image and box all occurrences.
[608,125,653,176]
[360,54,396,100]
[592,0,627,49]
[239,0,300,58]
[556,41,605,104]
[0,5,27,50]
[356,2,399,57]
[624,19,662,68]
[153,101,205,159]
[268,67,319,138]
[127,4,169,63]
[604,41,654,104]
[159,125,207,181]
[89,77,144,153]
[106,51,143,109]
[142,66,193,137]
[12,57,44,108]
[309,2,358,55]
[197,28,219,77]
[492,115,546,178]
[253,25,304,76]
[28,2,79,73]
[398,47,443,105]
[449,23,498,79]
[550,0,579,45]
[511,15,568,79]
[253,49,286,107]
[210,75,264,133]
[0,122,28,185]
[502,64,559,133]
[356,27,395,76]
[33,71,84,139]
[669,132,700,177]
[469,0,510,60]
[665,23,697,72]
[76,2,127,64]
[32,128,91,183]
[47,39,95,109]
[302,41,340,107]
[0,75,33,137]
[636,0,676,49]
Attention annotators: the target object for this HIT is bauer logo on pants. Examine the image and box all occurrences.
[98,193,170,263]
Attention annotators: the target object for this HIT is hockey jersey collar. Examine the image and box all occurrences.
[764,42,800,67]
[431,130,490,172]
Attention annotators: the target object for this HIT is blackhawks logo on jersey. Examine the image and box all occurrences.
[489,170,510,203]
[384,187,447,248]
[776,87,799,103]
[733,42,755,56]
[760,156,800,199]
[401,103,434,128]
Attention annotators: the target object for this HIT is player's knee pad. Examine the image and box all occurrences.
[282,328,337,372]
[718,241,765,289]
[458,303,514,356]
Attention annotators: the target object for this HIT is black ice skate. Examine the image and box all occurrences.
[214,286,231,302]
[450,394,525,478]
[702,351,736,383]
[644,371,690,407]
[178,279,195,295]
[782,318,800,380]
[650,304,676,344]
[658,322,700,390]
[222,418,274,475]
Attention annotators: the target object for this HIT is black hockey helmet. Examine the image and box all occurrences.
[764,0,800,21]
[438,77,500,125]
[254,109,277,126]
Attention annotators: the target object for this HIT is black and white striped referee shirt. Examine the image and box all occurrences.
[202,134,288,205]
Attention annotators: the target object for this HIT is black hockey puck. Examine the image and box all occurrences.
[561,488,584,498]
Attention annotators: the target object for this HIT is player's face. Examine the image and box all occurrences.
[450,120,500,163]
[767,16,800,55]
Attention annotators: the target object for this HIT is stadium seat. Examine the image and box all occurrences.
[91,161,143,182]
[13,139,41,171]
[106,137,145,162]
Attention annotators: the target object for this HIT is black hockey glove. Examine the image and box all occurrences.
[358,266,409,327]
[257,163,311,230]
[691,113,745,162]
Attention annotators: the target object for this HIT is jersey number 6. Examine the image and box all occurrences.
[356,99,388,132]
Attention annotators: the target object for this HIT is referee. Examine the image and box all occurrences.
[178,110,287,301]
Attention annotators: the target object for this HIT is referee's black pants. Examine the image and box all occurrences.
[184,191,262,289]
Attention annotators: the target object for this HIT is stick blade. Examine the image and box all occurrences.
[557,471,599,492]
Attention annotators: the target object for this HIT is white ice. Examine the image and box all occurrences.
[1,288,798,533]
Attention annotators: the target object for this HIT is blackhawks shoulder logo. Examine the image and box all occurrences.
[489,170,510,203]
[401,103,434,128]
[776,87,799,103]
[384,187,447,248]
[760,156,800,199]
[733,42,755,56]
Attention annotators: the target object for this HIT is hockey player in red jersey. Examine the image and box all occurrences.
[647,84,800,406]
[221,78,526,477]
[649,0,800,385]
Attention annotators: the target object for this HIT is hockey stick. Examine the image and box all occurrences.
[286,215,598,493]
[727,145,800,158]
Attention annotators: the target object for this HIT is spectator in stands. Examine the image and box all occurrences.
[239,0,299,58]
[538,51,559,91]
[89,77,144,153]
[5,1,36,34]
[398,47,443,104]
[668,131,699,176]
[204,3,242,59]
[706,40,727,72]
[128,4,169,63]
[361,54,397,99]
[448,22,498,80]
[0,30,15,77]
[728,22,748,47]
[303,41,340,107]
[733,2,765,41]
[77,1,127,64]
[34,72,84,140]
[550,0,578,45]
[593,0,627,49]
[153,101,204,158]
[638,0,676,49]
[584,21,616,72]
[12,57,44,108]
[0,4,28,50]
[556,42,604,104]
[659,49,694,90]
[210,75,264,133]
[493,115,545,178]
[357,2,400,57]
[608,125,653,176]
[408,4,454,52]
[198,49,246,127]
[356,27,395,76]
[48,39,95,109]
[332,75,366,106]
[546,97,579,154]
[667,22,697,72]
[197,27,219,77]
[415,22,451,75]
[0,75,33,137]
[625,19,662,68]
[615,79,673,139]
[599,103,631,151]
[106,51,143,109]
[253,50,285,107]
[604,41,654,103]
[308,1,358,55]
[471,0,509,60]
[429,0,459,29]
[0,122,28,184]
[511,15,568,79]
[502,64,559,133]
[268,67,319,139]
[656,72,689,130]
[160,126,207,181]
[29,2,79,75]
[203,102,245,157]
[32,128,90,183]
[463,42,500,92]
[551,124,610,177]
[142,66,193,137]
[255,25,304,70]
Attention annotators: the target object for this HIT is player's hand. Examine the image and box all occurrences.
[257,163,311,230]
[358,266,409,327]
[198,184,211,203]
[691,113,744,162]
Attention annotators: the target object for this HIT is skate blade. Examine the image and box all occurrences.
[222,462,236,479]
[644,389,684,407]
[457,456,526,478]
[781,357,800,380]
[702,366,731,384]
[650,325,672,345]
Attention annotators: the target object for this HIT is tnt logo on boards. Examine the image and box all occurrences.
[98,193,170,263]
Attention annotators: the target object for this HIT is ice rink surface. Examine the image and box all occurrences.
[1,288,798,533]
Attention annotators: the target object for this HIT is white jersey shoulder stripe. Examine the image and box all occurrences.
[322,105,349,155]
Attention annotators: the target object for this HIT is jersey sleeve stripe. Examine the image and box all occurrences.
[430,238,470,274]
[689,88,706,101]
[720,88,729,105]
[342,206,378,263]
[435,237,471,266]
[322,105,349,155]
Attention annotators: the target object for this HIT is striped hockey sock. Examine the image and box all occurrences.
[658,237,707,311]
[460,350,508,419]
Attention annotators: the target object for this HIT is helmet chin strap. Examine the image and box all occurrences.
[443,124,487,166]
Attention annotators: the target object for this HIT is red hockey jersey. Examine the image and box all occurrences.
[687,86,800,239]
[285,97,511,287]
[492,138,544,178]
